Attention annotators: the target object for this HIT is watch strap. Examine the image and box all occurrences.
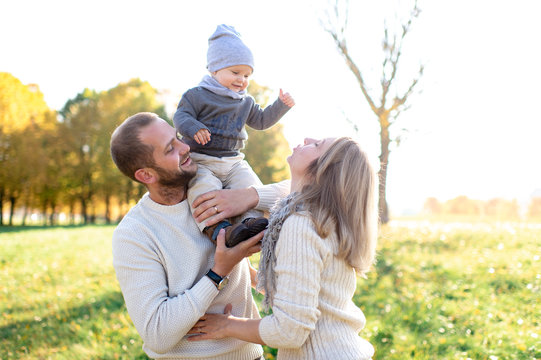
[206,269,223,287]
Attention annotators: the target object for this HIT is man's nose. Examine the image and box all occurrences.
[178,139,190,153]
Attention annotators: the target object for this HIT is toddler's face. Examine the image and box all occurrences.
[212,65,253,92]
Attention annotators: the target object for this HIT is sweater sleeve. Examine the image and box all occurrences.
[245,96,290,130]
[173,90,210,138]
[258,214,327,348]
[112,226,218,354]
[252,180,290,212]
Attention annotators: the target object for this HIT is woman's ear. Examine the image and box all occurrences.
[134,168,156,184]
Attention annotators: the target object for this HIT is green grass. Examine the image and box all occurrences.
[1,222,539,359]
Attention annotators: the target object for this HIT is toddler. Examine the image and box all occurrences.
[173,24,295,247]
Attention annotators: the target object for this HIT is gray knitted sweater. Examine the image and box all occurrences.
[173,87,290,157]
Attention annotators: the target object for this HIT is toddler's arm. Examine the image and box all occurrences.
[173,90,211,142]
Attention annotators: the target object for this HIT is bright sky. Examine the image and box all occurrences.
[2,0,540,215]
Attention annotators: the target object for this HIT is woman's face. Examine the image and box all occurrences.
[287,137,335,179]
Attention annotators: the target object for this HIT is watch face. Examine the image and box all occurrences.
[217,276,229,291]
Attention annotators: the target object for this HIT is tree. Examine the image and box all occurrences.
[443,196,481,216]
[96,78,168,222]
[423,197,442,216]
[242,81,291,184]
[484,198,519,220]
[59,79,168,224]
[58,89,101,224]
[321,0,424,223]
[527,197,541,221]
[0,73,51,225]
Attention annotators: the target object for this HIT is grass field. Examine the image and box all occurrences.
[1,221,539,359]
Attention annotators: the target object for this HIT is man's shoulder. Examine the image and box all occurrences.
[112,204,146,243]
[112,197,158,242]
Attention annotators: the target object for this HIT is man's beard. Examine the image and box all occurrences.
[154,164,196,188]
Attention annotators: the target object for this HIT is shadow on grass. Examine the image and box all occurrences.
[0,290,148,359]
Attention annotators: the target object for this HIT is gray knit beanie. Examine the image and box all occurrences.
[207,24,254,73]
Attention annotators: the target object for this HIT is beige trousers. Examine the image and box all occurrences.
[188,152,264,231]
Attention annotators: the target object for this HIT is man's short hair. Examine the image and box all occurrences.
[110,112,159,182]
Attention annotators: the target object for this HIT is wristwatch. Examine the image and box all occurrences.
[206,269,229,290]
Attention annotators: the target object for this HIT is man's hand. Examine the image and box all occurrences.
[279,89,295,108]
[192,188,259,227]
[194,129,211,145]
[212,229,262,277]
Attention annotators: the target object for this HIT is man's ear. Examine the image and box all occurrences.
[134,168,156,184]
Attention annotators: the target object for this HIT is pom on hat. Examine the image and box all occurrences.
[207,24,254,73]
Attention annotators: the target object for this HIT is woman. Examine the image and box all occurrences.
[189,137,378,359]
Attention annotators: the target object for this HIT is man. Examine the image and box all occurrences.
[110,112,281,359]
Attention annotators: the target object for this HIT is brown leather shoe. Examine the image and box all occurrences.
[204,218,268,248]
[224,222,252,248]
[241,217,269,238]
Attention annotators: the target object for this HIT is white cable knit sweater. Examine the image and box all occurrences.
[112,193,263,359]
[258,213,374,360]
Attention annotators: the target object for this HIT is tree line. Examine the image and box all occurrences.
[423,196,541,221]
[0,73,289,226]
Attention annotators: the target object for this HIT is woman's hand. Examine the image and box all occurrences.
[192,188,259,227]
[188,303,265,344]
[187,304,234,341]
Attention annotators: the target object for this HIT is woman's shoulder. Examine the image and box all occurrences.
[282,211,313,228]
[282,212,333,249]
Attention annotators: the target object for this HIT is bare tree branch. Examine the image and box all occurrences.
[321,0,423,223]
[322,0,379,114]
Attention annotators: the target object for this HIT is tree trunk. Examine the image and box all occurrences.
[9,196,16,226]
[22,204,28,226]
[0,186,4,226]
[378,124,391,224]
[81,197,88,224]
[104,194,111,224]
[49,201,56,226]
[69,201,75,225]
[41,201,48,226]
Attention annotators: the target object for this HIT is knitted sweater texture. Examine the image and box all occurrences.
[112,193,263,359]
[258,213,374,360]
[173,87,290,157]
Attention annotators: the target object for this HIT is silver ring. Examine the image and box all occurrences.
[214,206,219,213]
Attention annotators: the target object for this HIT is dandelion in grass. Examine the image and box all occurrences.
[488,267,495,274]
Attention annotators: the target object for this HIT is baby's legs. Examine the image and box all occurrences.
[187,153,267,247]
[224,158,264,223]
[187,159,223,232]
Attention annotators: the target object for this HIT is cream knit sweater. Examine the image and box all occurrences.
[112,193,263,359]
[258,213,374,360]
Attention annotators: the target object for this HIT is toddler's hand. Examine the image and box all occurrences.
[194,129,211,145]
[279,89,295,108]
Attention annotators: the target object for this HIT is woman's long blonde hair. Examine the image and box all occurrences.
[294,137,378,275]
